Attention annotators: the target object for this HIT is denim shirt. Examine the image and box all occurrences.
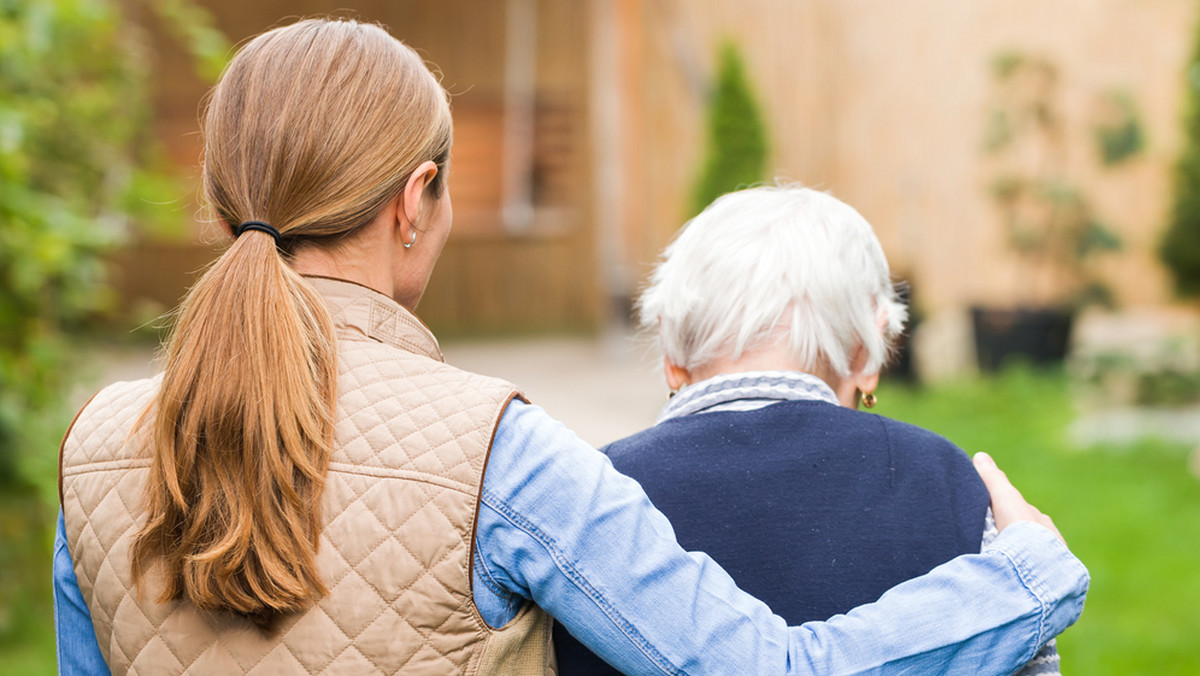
[55,398,1088,675]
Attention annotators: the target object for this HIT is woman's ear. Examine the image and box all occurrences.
[663,357,690,392]
[856,369,880,399]
[398,160,440,230]
[838,343,881,408]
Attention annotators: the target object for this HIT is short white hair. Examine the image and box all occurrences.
[638,185,907,377]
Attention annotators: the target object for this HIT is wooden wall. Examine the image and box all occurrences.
[611,0,1200,315]
[115,0,599,334]
[114,0,1200,333]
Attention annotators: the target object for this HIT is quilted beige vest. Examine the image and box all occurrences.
[60,276,554,675]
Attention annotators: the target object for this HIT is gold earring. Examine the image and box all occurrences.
[860,391,877,409]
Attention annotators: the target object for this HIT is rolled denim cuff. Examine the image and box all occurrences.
[986,521,1090,658]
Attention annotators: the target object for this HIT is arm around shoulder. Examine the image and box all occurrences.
[477,401,1088,675]
[787,521,1087,673]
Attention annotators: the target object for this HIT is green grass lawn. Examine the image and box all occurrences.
[877,368,1200,674]
[0,487,55,676]
[3,368,1196,674]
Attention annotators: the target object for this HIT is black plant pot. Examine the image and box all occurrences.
[886,282,920,383]
[887,327,919,382]
[971,306,1075,372]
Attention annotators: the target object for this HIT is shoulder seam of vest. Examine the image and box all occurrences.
[62,458,152,477]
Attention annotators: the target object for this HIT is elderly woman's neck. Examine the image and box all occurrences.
[688,354,819,385]
[684,342,820,381]
[678,345,870,409]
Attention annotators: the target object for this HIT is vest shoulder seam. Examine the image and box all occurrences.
[61,458,151,476]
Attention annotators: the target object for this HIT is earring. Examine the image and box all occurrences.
[403,229,417,249]
[860,391,877,409]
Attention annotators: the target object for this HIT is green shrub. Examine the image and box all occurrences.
[0,0,149,489]
[0,0,226,654]
[1162,18,1200,297]
[690,41,769,217]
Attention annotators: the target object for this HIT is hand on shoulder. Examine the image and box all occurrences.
[973,452,1065,544]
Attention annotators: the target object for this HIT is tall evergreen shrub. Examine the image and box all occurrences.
[1162,18,1200,297]
[691,41,769,217]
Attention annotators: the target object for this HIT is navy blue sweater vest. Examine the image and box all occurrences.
[553,400,990,675]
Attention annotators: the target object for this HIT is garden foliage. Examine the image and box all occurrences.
[0,0,151,488]
[982,51,1124,310]
[0,0,227,649]
[0,0,227,493]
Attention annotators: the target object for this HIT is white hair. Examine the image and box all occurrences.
[638,185,907,378]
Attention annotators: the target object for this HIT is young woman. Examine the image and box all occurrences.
[55,18,1085,675]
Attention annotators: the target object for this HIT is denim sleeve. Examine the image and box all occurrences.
[983,509,1063,676]
[474,400,1089,675]
[53,511,110,675]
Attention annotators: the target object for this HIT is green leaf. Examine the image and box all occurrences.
[1094,90,1145,166]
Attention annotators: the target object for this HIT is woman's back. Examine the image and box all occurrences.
[604,401,987,621]
[60,278,551,673]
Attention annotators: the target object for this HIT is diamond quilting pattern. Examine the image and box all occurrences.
[322,485,393,569]
[60,293,538,674]
[334,347,498,487]
[319,568,384,639]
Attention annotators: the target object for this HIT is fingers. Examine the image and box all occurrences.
[973,451,1027,532]
[973,452,1065,544]
[973,452,1017,509]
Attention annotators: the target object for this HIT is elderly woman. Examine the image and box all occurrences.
[554,186,1062,675]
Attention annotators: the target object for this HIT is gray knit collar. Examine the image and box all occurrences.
[656,370,839,425]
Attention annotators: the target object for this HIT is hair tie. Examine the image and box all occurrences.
[235,220,282,247]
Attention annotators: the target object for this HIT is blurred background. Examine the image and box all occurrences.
[2,0,1199,673]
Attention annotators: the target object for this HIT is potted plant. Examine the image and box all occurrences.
[974,52,1127,371]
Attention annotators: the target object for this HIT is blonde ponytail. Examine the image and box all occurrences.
[133,230,336,620]
[132,18,452,623]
